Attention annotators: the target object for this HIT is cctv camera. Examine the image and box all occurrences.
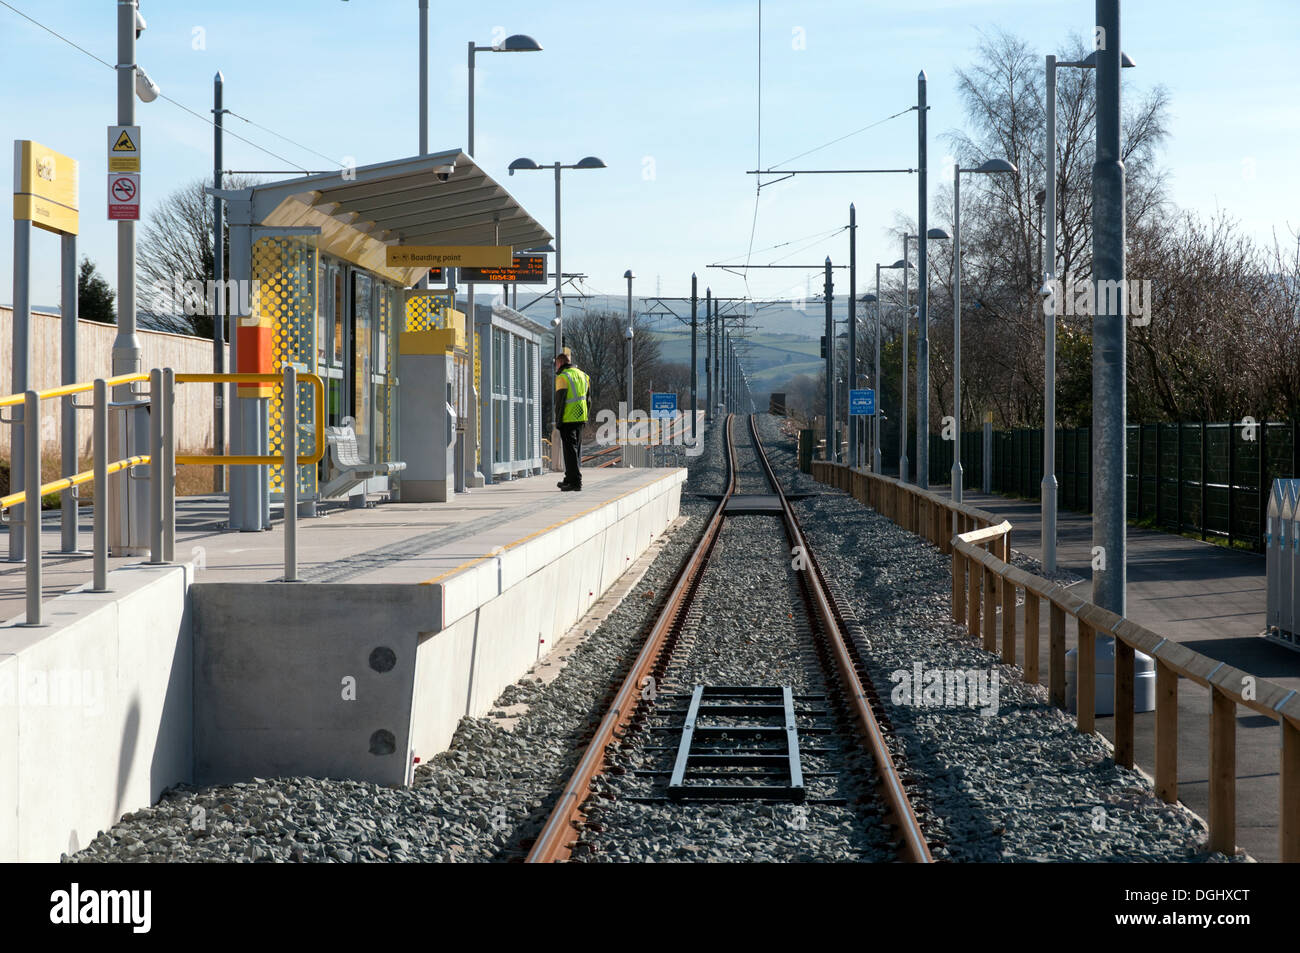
[433,164,454,183]
[134,7,147,38]
[551,317,561,327]
[435,171,451,183]
[135,66,160,103]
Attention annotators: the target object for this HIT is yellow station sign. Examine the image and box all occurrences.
[386,245,512,268]
[13,140,79,235]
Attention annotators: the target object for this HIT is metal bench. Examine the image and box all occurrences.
[319,424,406,501]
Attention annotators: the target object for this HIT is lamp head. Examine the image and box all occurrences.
[1078,50,1136,68]
[507,157,540,176]
[926,227,952,241]
[498,34,542,52]
[574,156,606,170]
[974,158,1018,175]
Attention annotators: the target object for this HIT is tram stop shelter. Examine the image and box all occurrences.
[214,150,552,529]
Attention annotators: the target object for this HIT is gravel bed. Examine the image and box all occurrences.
[759,414,1238,862]
[577,478,894,861]
[68,447,721,863]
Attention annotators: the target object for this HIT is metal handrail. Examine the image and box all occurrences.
[0,372,149,407]
[0,455,149,511]
[5,367,325,625]
[174,372,325,467]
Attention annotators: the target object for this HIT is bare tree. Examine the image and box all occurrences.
[138,175,259,338]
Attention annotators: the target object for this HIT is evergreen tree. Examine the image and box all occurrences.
[78,257,116,324]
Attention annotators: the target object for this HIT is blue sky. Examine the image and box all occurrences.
[2,0,1297,310]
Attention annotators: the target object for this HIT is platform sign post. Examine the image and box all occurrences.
[12,140,80,562]
[651,393,676,447]
[107,173,140,220]
[849,389,875,417]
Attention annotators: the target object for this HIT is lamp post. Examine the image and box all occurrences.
[467,34,542,155]
[871,260,905,474]
[624,270,635,415]
[1042,47,1134,570]
[899,229,949,484]
[466,34,540,485]
[951,158,1017,503]
[508,156,606,457]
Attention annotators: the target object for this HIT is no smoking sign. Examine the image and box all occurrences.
[107,173,140,220]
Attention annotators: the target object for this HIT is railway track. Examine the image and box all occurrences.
[526,414,932,862]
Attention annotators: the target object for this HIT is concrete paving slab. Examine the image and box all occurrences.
[0,466,682,620]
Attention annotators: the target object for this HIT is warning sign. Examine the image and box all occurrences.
[107,124,141,172]
[107,173,140,220]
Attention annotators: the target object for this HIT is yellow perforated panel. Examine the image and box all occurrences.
[405,290,452,331]
[253,233,317,497]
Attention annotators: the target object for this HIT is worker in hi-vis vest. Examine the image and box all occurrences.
[554,347,591,491]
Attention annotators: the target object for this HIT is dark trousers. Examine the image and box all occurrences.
[559,422,583,487]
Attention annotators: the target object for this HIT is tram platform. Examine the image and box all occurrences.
[0,465,686,861]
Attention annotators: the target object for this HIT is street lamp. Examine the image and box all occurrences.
[1042,47,1135,570]
[465,34,540,485]
[624,270,635,416]
[509,156,606,459]
[468,34,542,155]
[899,229,949,484]
[951,157,1017,503]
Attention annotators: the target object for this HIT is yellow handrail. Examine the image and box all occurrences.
[0,455,150,510]
[0,370,324,506]
[174,372,325,467]
[0,372,149,408]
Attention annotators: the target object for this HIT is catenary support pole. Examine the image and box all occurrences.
[848,203,857,466]
[824,257,835,462]
[690,273,698,438]
[1092,0,1126,617]
[1042,54,1060,572]
[916,71,930,489]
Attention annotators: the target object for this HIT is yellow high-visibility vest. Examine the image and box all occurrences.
[557,366,590,423]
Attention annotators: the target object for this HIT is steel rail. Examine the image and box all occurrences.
[747,414,932,863]
[525,415,739,862]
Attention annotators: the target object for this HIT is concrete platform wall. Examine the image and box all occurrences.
[191,584,429,788]
[0,563,194,862]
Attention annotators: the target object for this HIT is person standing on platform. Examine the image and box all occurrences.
[554,347,590,491]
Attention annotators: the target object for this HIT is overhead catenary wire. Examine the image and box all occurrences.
[0,1,336,174]
[766,105,916,171]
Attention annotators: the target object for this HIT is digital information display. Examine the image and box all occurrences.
[458,255,547,285]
